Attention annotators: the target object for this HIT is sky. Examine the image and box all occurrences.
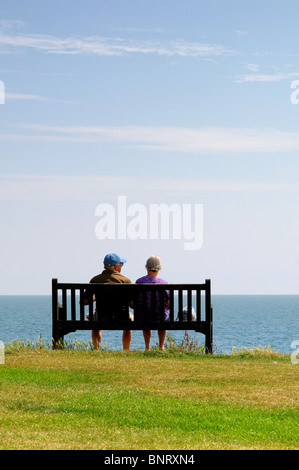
[0,0,299,294]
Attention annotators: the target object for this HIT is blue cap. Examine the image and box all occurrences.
[103,253,127,268]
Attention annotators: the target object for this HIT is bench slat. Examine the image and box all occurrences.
[52,279,213,353]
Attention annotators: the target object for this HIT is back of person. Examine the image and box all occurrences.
[135,259,169,322]
[135,255,169,351]
[85,253,131,322]
[135,274,169,321]
[84,253,133,351]
[90,269,131,285]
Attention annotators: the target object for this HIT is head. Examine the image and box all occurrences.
[103,253,127,272]
[145,255,162,275]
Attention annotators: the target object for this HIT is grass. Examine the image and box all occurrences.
[0,338,298,450]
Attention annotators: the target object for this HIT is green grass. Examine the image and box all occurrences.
[0,341,298,450]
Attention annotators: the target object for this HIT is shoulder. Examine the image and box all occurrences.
[156,277,168,284]
[89,274,103,283]
[114,272,132,283]
[89,271,131,284]
[136,276,148,284]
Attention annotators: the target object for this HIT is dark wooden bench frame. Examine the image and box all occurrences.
[52,278,213,353]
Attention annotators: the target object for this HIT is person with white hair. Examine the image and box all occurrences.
[135,255,169,350]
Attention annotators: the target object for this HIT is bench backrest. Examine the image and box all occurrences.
[52,278,213,352]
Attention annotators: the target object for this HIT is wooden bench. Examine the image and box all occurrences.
[52,278,213,353]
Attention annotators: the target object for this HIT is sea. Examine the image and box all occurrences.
[0,295,298,354]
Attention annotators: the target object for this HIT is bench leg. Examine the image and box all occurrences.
[205,332,213,354]
[205,320,213,354]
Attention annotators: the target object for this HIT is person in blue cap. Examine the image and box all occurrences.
[85,253,132,350]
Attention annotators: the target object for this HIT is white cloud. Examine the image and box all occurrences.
[244,63,260,73]
[0,31,237,57]
[235,72,299,83]
[234,30,248,37]
[6,92,50,101]
[0,174,295,202]
[5,124,299,154]
[5,91,82,104]
[0,20,25,31]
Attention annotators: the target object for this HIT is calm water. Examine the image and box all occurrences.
[0,295,298,353]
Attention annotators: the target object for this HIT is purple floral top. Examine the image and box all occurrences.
[135,275,170,321]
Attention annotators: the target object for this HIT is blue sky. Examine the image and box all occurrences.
[0,0,299,294]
